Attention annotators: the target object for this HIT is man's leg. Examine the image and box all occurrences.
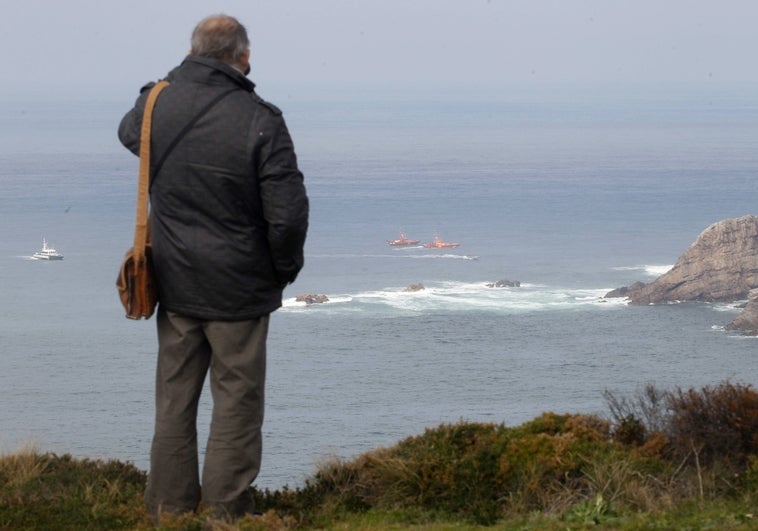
[201,314,269,519]
[145,308,211,522]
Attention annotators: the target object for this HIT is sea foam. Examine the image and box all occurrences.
[613,264,673,276]
[281,281,626,315]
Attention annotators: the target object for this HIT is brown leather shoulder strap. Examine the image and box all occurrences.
[133,80,169,257]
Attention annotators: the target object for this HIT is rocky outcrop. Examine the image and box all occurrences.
[486,279,521,288]
[608,216,758,305]
[404,283,425,292]
[604,281,647,299]
[725,289,758,335]
[296,294,329,305]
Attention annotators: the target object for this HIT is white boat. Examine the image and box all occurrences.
[33,239,64,260]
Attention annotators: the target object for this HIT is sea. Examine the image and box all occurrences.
[1,82,757,490]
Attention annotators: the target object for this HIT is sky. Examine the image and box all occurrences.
[3,0,758,100]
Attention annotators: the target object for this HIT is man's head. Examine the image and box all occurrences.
[190,15,250,73]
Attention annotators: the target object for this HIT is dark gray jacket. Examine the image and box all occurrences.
[118,55,308,320]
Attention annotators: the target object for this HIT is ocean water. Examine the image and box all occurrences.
[1,85,757,490]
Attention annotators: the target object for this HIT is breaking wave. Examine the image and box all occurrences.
[309,252,480,261]
[613,264,673,276]
[282,280,626,315]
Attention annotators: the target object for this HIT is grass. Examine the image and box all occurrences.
[3,380,758,530]
[0,447,149,529]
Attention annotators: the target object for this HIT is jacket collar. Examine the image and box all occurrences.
[180,55,256,92]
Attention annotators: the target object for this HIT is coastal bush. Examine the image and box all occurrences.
[666,381,758,468]
[262,413,648,525]
[358,420,509,523]
[275,382,758,525]
[4,379,758,529]
[498,413,615,514]
[604,383,668,439]
[253,421,513,525]
[605,381,758,478]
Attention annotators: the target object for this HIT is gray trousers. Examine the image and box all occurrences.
[145,307,269,522]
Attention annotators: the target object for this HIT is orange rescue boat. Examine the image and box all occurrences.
[387,232,420,246]
[422,235,460,249]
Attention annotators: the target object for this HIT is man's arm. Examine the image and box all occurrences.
[117,81,156,156]
[258,116,309,286]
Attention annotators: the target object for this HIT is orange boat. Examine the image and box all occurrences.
[387,232,420,246]
[423,235,460,249]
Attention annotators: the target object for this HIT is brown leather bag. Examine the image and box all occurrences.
[116,80,169,319]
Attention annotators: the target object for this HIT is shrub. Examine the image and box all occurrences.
[604,384,668,439]
[605,381,758,464]
[613,414,647,446]
[665,381,758,468]
[352,421,510,524]
[291,414,626,525]
[603,380,758,503]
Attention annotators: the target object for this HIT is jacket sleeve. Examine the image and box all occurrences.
[117,82,156,156]
[257,115,309,286]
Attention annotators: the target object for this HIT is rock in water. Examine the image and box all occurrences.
[486,279,521,288]
[296,294,329,305]
[625,215,758,304]
[726,289,758,335]
[604,281,647,299]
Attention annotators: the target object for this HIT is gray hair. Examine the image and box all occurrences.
[191,14,249,66]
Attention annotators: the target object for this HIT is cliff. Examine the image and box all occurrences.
[618,215,758,305]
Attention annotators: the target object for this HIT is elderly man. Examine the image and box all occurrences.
[118,14,308,522]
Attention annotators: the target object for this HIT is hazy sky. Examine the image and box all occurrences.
[4,0,758,99]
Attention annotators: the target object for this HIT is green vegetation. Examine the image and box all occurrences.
[3,380,758,530]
